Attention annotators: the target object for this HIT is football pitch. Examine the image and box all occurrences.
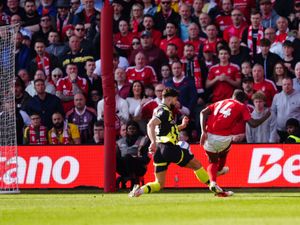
[0,189,299,225]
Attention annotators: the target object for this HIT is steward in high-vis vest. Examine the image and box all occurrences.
[129,88,215,198]
[285,118,300,143]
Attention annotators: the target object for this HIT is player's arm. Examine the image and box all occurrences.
[147,116,161,153]
[178,116,189,131]
[247,110,271,128]
[199,107,211,145]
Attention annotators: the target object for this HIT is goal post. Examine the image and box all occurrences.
[0,24,20,194]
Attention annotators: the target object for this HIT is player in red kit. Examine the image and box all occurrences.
[200,89,270,197]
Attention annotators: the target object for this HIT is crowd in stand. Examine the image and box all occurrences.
[1,0,300,150]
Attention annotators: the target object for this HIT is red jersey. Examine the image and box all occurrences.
[56,76,88,112]
[253,79,277,107]
[184,39,203,54]
[215,14,232,32]
[207,99,251,136]
[223,24,247,43]
[126,66,157,86]
[113,32,134,56]
[201,38,223,55]
[233,0,256,22]
[160,36,184,57]
[208,63,241,102]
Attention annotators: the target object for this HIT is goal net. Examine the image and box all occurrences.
[0,24,19,193]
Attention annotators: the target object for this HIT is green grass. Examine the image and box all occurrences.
[0,189,300,225]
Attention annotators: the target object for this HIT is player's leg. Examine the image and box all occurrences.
[184,158,210,185]
[217,146,230,176]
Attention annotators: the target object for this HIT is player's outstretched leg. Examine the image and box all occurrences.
[128,181,161,197]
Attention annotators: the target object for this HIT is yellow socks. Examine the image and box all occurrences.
[141,182,161,194]
[194,167,210,185]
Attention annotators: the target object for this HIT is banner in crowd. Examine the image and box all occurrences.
[0,145,299,188]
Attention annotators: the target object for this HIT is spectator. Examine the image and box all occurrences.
[140,14,162,47]
[191,0,204,19]
[126,80,146,120]
[233,0,256,23]
[70,0,81,16]
[275,17,292,44]
[23,112,48,145]
[181,43,206,96]
[264,27,284,59]
[206,46,241,103]
[10,14,32,40]
[229,36,251,67]
[293,62,300,91]
[49,67,64,88]
[153,0,180,34]
[23,0,41,33]
[116,120,150,187]
[215,0,233,32]
[115,67,131,99]
[31,14,54,47]
[246,91,278,143]
[37,0,57,18]
[241,9,264,57]
[165,61,197,114]
[56,63,88,113]
[241,61,252,78]
[199,24,222,58]
[285,118,300,143]
[131,37,141,51]
[129,3,144,35]
[271,77,300,142]
[84,59,102,100]
[184,23,201,54]
[252,63,277,107]
[160,64,172,85]
[112,0,127,34]
[61,24,74,43]
[223,9,247,43]
[72,0,100,29]
[198,12,211,40]
[61,35,94,75]
[66,93,97,143]
[282,40,297,77]
[272,62,288,92]
[25,69,56,97]
[24,78,64,129]
[46,30,68,58]
[166,43,180,65]
[126,51,157,86]
[15,75,32,110]
[114,19,134,58]
[15,32,32,72]
[48,111,81,144]
[88,120,104,144]
[259,0,279,29]
[28,39,60,78]
[142,0,157,16]
[0,2,10,26]
[160,21,184,58]
[129,30,168,81]
[88,89,101,111]
[242,76,255,105]
[5,0,26,19]
[178,3,196,41]
[73,22,93,54]
[97,82,129,123]
[18,68,31,87]
[254,38,282,80]
[55,0,74,39]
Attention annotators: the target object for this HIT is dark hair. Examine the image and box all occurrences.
[260,38,271,47]
[128,80,145,98]
[286,118,300,128]
[232,89,246,103]
[162,87,179,98]
[34,78,45,85]
[94,120,104,128]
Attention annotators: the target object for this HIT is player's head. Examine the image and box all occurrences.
[162,88,179,109]
[286,118,300,135]
[232,89,246,103]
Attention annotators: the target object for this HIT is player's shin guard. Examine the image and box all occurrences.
[194,167,210,185]
[141,182,161,194]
